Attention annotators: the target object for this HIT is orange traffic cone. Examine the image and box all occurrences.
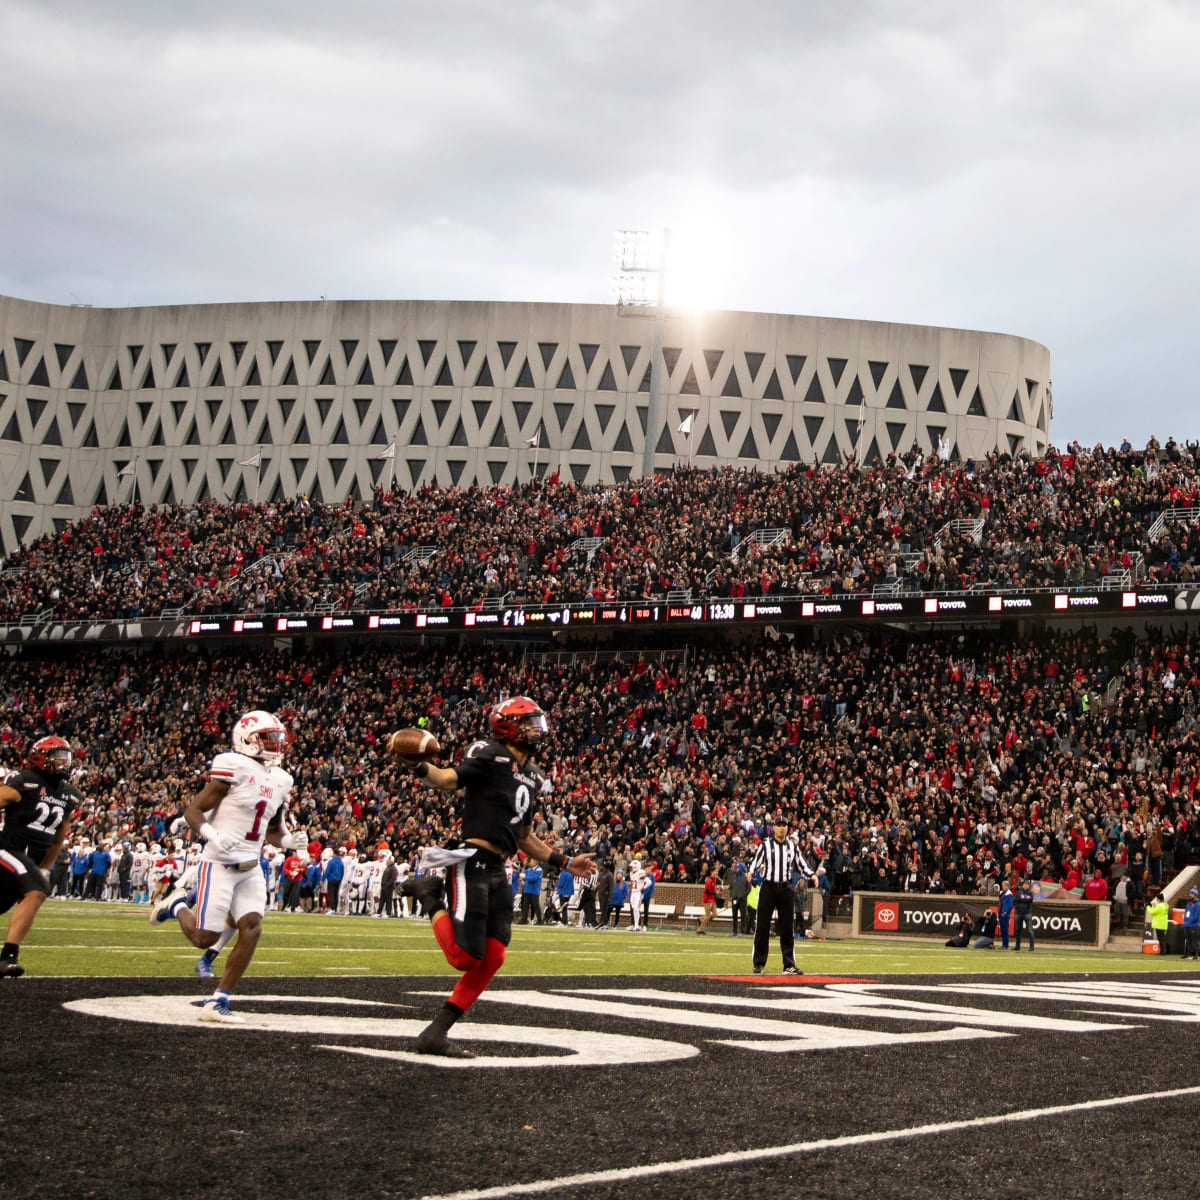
[1142,923,1161,955]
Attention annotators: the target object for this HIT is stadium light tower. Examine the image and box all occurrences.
[612,228,671,478]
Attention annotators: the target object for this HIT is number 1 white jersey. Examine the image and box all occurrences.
[205,751,293,865]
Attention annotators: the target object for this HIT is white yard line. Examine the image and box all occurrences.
[36,945,161,952]
[413,1083,1200,1200]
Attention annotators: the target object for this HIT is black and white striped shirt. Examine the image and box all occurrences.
[748,838,812,885]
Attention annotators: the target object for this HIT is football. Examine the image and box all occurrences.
[388,727,441,761]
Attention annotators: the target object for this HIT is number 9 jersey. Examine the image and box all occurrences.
[204,751,294,865]
[454,738,549,855]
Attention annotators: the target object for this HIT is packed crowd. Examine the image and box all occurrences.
[2,622,1198,906]
[3,437,1199,622]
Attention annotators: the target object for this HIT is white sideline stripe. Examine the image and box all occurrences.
[412,1084,1200,1200]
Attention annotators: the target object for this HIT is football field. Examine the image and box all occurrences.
[7,903,1200,1200]
[18,900,1195,977]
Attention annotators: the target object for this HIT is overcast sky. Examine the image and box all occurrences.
[1,0,1197,449]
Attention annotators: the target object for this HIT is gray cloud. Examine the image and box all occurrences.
[1,0,1198,447]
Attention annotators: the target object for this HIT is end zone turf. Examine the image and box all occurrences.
[8,972,1200,1199]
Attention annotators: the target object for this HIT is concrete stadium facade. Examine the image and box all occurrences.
[0,293,1050,554]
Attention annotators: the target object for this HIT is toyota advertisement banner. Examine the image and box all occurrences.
[855,893,1104,945]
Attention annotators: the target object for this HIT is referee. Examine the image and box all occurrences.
[747,821,811,975]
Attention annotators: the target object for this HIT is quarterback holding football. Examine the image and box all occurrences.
[393,696,594,1056]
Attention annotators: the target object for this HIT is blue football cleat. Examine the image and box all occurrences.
[194,955,214,978]
[149,888,188,926]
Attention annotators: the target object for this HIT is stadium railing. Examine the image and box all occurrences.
[1147,506,1200,542]
[730,528,791,561]
[564,536,605,563]
[932,517,986,555]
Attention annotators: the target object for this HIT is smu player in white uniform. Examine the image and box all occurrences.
[628,861,648,931]
[150,711,301,1023]
[366,854,384,916]
[130,842,152,903]
[349,855,370,915]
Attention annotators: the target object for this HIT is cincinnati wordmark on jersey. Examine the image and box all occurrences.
[0,769,81,856]
[454,737,548,856]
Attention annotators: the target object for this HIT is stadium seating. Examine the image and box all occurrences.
[1,621,1196,906]
[3,438,1199,622]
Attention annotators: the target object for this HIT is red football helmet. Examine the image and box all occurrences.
[28,735,73,778]
[488,697,550,749]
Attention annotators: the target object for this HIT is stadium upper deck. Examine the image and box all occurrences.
[1,439,1197,626]
[2,294,1050,552]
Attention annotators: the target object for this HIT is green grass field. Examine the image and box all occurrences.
[18,900,1199,978]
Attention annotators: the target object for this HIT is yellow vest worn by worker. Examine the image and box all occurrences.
[1148,897,1170,931]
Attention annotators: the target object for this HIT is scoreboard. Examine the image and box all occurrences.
[4,588,1194,647]
[174,586,1186,640]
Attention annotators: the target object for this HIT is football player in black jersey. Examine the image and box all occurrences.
[0,736,82,977]
[390,696,595,1057]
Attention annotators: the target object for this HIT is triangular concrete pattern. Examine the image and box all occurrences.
[0,308,1049,549]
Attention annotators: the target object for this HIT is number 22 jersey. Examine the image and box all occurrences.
[205,751,293,865]
[0,769,81,858]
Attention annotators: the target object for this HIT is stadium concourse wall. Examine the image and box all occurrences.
[0,293,1050,554]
